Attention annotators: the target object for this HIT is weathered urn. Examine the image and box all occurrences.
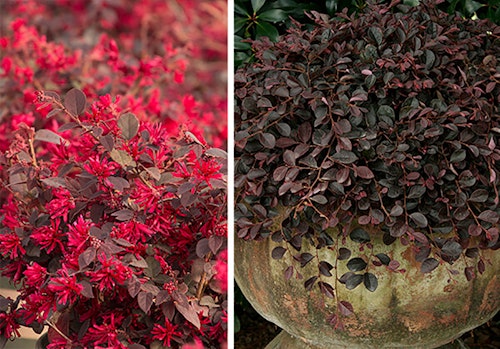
[235,223,500,349]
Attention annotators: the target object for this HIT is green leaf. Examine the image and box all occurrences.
[310,195,328,205]
[464,0,484,15]
[403,0,420,6]
[235,39,252,51]
[425,50,436,70]
[251,0,267,13]
[377,105,395,125]
[258,9,288,22]
[255,21,279,42]
[441,240,463,259]
[235,18,248,34]
[235,3,250,16]
[326,0,339,15]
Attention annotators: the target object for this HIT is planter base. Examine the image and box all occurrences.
[265,331,469,349]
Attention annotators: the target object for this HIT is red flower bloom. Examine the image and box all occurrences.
[87,254,132,290]
[45,188,75,222]
[0,232,25,259]
[23,262,47,288]
[84,155,120,179]
[151,318,182,347]
[21,291,55,324]
[0,311,21,339]
[31,220,65,254]
[86,313,127,348]
[67,216,92,251]
[47,269,83,305]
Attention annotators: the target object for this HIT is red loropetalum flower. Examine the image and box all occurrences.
[0,2,227,348]
[0,88,227,349]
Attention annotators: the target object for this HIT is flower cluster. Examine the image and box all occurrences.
[0,1,227,348]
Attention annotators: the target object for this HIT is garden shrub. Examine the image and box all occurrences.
[0,1,227,348]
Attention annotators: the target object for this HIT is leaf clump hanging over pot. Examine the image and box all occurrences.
[235,0,500,312]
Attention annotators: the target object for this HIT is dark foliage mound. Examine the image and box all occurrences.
[235,0,500,292]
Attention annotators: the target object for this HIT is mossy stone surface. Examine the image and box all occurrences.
[235,231,500,349]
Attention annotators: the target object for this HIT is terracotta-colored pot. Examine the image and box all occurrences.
[235,222,500,349]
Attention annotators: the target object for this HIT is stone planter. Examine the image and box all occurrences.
[235,226,500,349]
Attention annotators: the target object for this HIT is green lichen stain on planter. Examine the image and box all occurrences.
[235,235,500,349]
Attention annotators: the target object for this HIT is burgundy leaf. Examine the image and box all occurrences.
[337,247,351,260]
[478,210,499,224]
[345,273,363,290]
[363,272,378,292]
[355,166,374,179]
[338,300,354,316]
[478,259,485,274]
[464,266,475,281]
[99,134,115,152]
[284,265,294,280]
[273,166,288,181]
[117,112,139,140]
[259,132,276,149]
[410,212,428,228]
[137,291,153,314]
[304,276,318,291]
[174,294,201,329]
[388,260,400,271]
[41,177,67,189]
[64,88,86,116]
[421,257,439,274]
[318,281,335,299]
[271,246,287,259]
[78,247,96,269]
[79,280,94,299]
[128,278,141,298]
[35,129,63,145]
[318,261,334,277]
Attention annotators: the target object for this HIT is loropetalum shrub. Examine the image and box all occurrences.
[0,88,227,348]
[0,0,227,149]
[0,1,227,348]
[235,0,499,328]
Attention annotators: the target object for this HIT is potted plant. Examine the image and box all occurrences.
[0,88,227,349]
[234,1,500,348]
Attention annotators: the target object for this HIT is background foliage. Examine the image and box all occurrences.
[235,0,500,68]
